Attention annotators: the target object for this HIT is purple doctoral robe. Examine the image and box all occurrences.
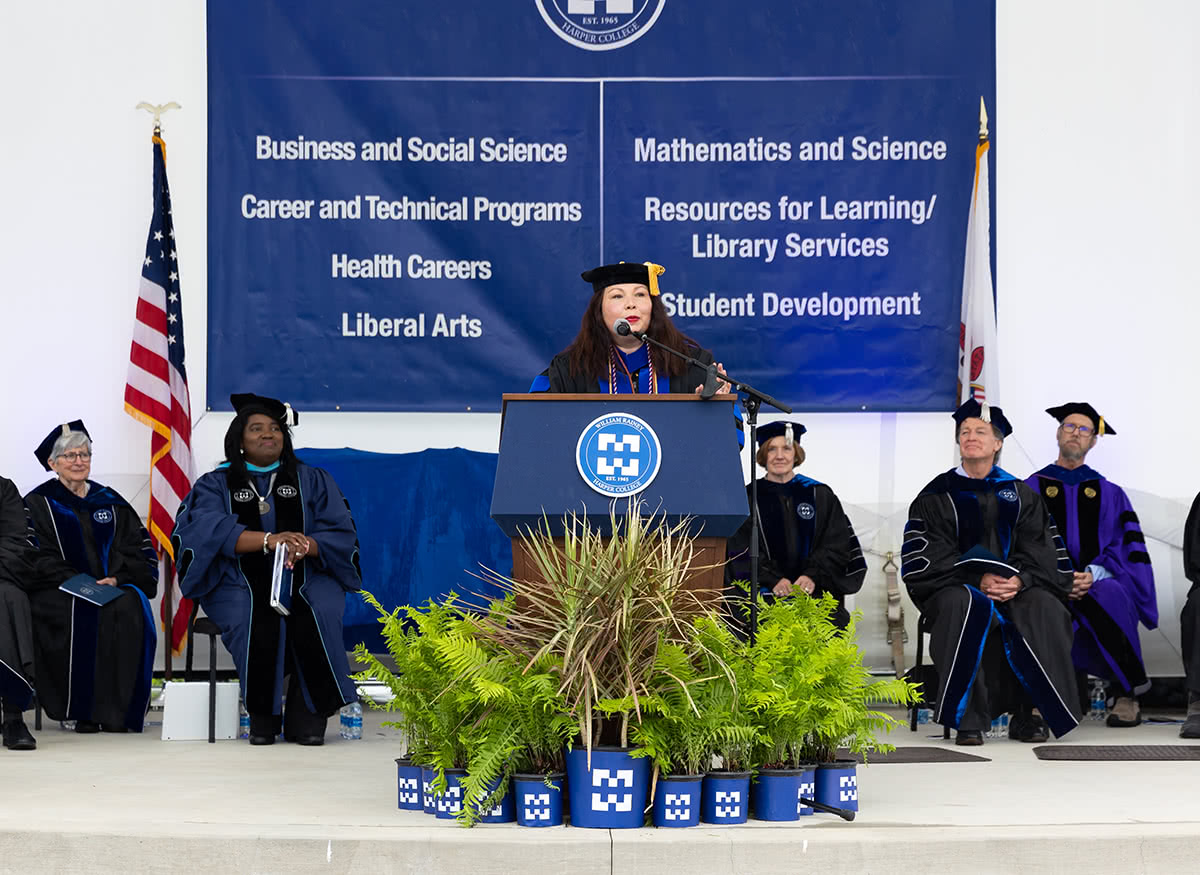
[1026,464,1157,694]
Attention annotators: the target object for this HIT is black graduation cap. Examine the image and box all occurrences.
[953,544,1020,578]
[230,393,298,426]
[952,399,1013,437]
[756,420,807,447]
[580,261,665,296]
[1045,402,1114,436]
[35,419,90,471]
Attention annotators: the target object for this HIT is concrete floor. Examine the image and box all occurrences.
[1,706,1198,874]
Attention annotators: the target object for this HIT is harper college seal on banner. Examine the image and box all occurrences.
[576,412,662,497]
[536,0,667,51]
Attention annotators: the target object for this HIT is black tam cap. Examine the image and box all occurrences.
[230,393,298,426]
[952,399,1012,437]
[1046,402,1114,436]
[35,419,90,471]
[756,420,807,447]
[581,261,665,296]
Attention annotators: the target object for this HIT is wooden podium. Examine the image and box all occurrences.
[491,394,748,602]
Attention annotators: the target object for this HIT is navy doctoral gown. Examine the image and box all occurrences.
[173,463,361,718]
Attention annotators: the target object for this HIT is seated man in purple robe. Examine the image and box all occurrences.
[902,400,1080,745]
[1026,403,1156,728]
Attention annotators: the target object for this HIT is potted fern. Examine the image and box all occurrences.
[794,605,919,815]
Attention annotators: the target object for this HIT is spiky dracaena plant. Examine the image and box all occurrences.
[471,499,715,758]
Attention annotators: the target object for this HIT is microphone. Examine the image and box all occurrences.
[612,317,642,338]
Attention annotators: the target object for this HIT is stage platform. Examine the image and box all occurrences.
[1,706,1197,874]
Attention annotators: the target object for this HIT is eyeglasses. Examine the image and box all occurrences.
[58,451,92,462]
[1060,423,1094,437]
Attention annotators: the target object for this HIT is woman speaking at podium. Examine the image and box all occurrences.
[172,394,362,746]
[529,261,732,396]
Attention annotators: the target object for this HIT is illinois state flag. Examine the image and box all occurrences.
[958,101,998,405]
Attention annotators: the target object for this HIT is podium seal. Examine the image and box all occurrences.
[576,412,662,497]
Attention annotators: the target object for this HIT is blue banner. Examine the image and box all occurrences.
[208,1,995,412]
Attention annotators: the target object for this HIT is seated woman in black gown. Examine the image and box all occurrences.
[24,421,158,733]
[727,421,867,629]
[173,394,362,746]
[530,261,730,396]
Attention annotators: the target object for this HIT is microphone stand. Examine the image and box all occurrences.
[618,323,790,643]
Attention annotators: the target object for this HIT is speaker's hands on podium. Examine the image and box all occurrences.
[695,362,731,395]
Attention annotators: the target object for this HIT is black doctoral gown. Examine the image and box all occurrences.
[0,476,36,710]
[901,467,1080,736]
[726,474,867,629]
[24,479,158,729]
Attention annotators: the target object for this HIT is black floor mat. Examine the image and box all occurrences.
[1033,744,1200,761]
[839,746,990,764]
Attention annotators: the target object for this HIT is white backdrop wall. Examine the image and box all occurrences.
[1,1,1196,676]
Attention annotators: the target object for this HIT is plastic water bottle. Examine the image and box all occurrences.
[340,701,363,740]
[987,716,1001,738]
[916,707,933,725]
[238,702,250,739]
[1090,679,1107,721]
[997,712,1009,738]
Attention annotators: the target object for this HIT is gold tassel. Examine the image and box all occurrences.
[643,262,665,296]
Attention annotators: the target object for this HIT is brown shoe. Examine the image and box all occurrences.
[955,729,984,746]
[1106,696,1142,728]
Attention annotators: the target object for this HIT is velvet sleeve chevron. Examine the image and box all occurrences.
[900,492,963,609]
[1089,484,1157,629]
[1008,485,1072,598]
[800,485,866,596]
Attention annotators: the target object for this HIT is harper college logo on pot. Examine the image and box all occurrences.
[576,413,662,497]
[535,0,667,51]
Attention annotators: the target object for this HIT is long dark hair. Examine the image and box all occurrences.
[565,290,699,379]
[222,408,300,490]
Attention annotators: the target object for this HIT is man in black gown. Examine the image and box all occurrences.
[901,400,1080,745]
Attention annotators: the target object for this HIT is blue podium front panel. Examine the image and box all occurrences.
[491,395,747,538]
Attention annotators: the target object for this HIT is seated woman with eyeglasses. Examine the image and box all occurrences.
[23,421,158,733]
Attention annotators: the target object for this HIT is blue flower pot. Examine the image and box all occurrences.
[652,774,702,827]
[433,768,468,820]
[513,772,565,827]
[471,772,515,824]
[395,758,423,811]
[701,771,750,825]
[815,760,858,813]
[752,766,816,821]
[421,766,436,815]
[564,746,650,829]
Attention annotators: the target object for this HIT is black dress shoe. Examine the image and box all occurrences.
[955,729,984,746]
[100,723,129,733]
[1180,714,1200,739]
[285,733,325,746]
[1009,711,1049,743]
[2,720,36,751]
[248,733,276,746]
[74,720,101,734]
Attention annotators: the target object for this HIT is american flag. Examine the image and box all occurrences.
[124,131,196,653]
[957,98,999,406]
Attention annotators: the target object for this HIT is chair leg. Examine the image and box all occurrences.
[910,620,926,732]
[34,694,42,731]
[207,633,217,744]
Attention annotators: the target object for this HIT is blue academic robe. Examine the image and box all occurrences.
[173,463,362,718]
